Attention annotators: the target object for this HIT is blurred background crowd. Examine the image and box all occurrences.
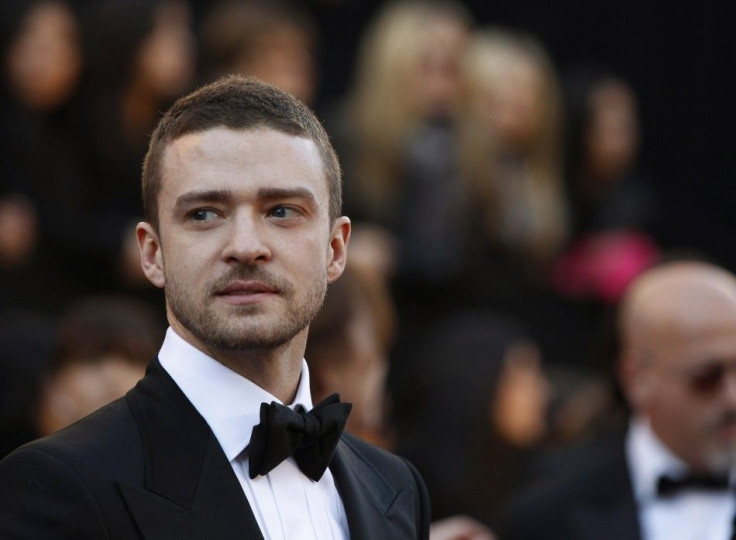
[0,0,731,536]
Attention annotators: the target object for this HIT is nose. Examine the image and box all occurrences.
[221,211,271,265]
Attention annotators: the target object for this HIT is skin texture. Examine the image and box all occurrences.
[137,126,350,403]
[619,262,736,473]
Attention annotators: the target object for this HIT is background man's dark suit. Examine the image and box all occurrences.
[0,359,430,539]
[501,434,641,540]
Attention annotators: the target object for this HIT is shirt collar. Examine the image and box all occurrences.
[627,415,690,501]
[158,327,314,461]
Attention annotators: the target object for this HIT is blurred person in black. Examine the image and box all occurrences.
[563,67,658,241]
[1,295,161,458]
[458,27,569,283]
[395,311,551,531]
[330,2,478,433]
[0,0,86,312]
[36,295,164,437]
[504,261,736,540]
[200,0,318,106]
[552,66,661,306]
[454,26,606,402]
[76,0,195,291]
[307,265,496,540]
[333,0,471,285]
[545,68,661,405]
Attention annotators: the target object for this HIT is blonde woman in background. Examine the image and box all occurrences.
[459,28,568,273]
[348,0,469,218]
[336,0,471,285]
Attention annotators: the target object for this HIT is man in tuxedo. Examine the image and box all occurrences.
[0,76,430,539]
[503,260,736,539]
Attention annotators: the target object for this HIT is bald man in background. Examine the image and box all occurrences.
[503,261,736,540]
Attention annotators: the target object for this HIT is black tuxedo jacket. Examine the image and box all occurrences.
[0,359,430,539]
[501,434,641,540]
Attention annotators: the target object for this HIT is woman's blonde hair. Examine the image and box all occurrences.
[458,28,568,261]
[349,0,470,216]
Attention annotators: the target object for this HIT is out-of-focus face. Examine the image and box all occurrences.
[237,25,316,106]
[137,1,194,98]
[585,79,640,181]
[411,16,468,119]
[623,273,736,473]
[37,356,145,435]
[638,318,736,473]
[491,343,551,447]
[478,57,545,152]
[137,127,349,358]
[0,196,37,267]
[5,1,81,110]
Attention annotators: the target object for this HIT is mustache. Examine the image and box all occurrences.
[209,266,292,296]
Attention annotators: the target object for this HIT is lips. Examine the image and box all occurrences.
[216,280,277,296]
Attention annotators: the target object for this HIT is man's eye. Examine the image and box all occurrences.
[189,209,218,221]
[269,206,299,219]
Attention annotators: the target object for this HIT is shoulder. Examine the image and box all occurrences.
[0,397,142,539]
[7,395,140,471]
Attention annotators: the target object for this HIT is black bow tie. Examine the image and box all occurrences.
[656,472,730,497]
[248,393,352,481]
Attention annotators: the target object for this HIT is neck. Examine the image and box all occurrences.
[213,335,308,404]
[170,321,308,404]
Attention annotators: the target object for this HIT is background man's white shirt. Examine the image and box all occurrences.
[159,327,349,540]
[627,417,735,540]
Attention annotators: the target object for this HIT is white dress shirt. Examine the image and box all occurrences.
[158,327,349,540]
[627,417,735,540]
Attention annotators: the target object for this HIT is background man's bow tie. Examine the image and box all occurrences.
[248,393,352,481]
[657,472,730,497]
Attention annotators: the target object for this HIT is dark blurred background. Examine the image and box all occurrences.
[307,0,732,269]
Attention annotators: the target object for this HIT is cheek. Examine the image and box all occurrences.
[160,242,206,287]
[650,388,709,439]
[299,238,331,273]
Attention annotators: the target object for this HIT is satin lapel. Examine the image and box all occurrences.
[122,358,263,540]
[330,438,417,540]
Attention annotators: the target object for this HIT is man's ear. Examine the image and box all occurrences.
[326,216,351,283]
[136,222,165,288]
[618,347,652,410]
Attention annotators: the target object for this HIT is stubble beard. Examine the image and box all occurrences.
[703,408,736,472]
[165,265,327,353]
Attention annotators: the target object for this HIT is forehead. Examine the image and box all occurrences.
[159,126,328,203]
[657,312,736,371]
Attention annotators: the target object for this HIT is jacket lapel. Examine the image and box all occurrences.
[120,358,263,540]
[570,440,642,540]
[571,494,641,540]
[330,437,417,540]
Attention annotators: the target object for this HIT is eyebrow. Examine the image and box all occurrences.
[257,187,318,205]
[173,187,319,212]
[173,189,232,211]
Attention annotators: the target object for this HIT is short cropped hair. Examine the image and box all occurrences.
[142,75,342,228]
